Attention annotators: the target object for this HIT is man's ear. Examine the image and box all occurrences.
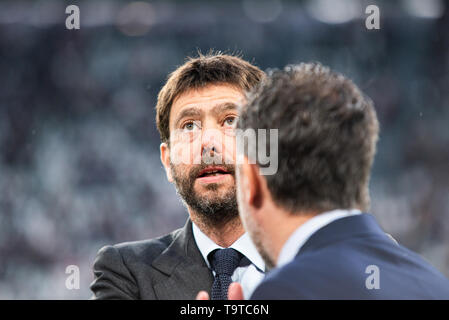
[160,142,173,182]
[241,156,263,209]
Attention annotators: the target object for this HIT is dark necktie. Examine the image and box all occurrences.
[208,248,243,300]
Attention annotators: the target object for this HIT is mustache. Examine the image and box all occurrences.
[188,163,236,181]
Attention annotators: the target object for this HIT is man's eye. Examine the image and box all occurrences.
[224,116,237,127]
[182,121,200,131]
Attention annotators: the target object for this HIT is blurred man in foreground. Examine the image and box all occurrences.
[198,62,449,300]
[90,52,267,299]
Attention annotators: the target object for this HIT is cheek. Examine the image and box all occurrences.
[236,185,249,222]
[223,135,236,162]
[170,139,202,166]
[241,210,259,246]
[237,184,261,240]
[170,161,193,180]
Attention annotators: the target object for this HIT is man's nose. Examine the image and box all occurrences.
[202,145,217,158]
[201,127,224,159]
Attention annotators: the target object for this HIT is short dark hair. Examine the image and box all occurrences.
[156,52,264,143]
[239,62,379,213]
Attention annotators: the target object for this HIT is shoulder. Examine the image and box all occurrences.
[251,241,379,300]
[252,235,449,300]
[250,258,320,300]
[90,224,189,299]
[95,226,184,267]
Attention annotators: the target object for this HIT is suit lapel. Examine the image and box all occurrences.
[151,219,214,299]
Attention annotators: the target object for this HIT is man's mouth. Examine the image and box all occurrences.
[196,166,231,183]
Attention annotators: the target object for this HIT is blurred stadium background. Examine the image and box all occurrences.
[0,0,448,299]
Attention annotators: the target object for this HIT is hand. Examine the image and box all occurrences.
[196,282,245,300]
[196,290,210,300]
[228,282,244,300]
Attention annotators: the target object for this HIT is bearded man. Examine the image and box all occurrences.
[90,52,266,300]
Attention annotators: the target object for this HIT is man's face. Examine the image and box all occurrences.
[161,83,245,226]
[236,164,276,269]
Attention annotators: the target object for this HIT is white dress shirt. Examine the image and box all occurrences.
[277,209,362,267]
[192,222,265,299]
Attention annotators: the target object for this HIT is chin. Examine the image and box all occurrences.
[196,180,233,193]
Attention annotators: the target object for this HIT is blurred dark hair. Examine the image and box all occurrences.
[156,51,265,143]
[239,62,379,213]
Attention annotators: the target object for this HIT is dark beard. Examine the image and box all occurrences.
[170,162,238,227]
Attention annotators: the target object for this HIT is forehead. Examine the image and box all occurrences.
[170,83,245,123]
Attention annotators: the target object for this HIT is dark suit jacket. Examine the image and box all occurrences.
[90,219,214,299]
[251,213,449,299]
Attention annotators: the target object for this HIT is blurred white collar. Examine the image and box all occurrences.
[192,222,265,272]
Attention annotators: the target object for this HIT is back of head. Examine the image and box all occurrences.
[239,62,379,214]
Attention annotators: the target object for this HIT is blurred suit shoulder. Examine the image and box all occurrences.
[90,219,213,300]
[250,214,449,300]
[109,227,183,268]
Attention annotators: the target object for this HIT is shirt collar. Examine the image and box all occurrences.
[277,209,362,268]
[192,222,265,272]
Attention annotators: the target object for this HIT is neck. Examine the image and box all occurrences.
[189,212,245,247]
[267,209,318,265]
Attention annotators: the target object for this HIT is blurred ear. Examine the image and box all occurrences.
[241,156,263,209]
[160,142,173,182]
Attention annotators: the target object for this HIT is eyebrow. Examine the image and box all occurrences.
[174,107,202,128]
[173,102,239,128]
[210,102,238,117]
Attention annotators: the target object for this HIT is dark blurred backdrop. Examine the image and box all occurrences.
[0,0,448,299]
